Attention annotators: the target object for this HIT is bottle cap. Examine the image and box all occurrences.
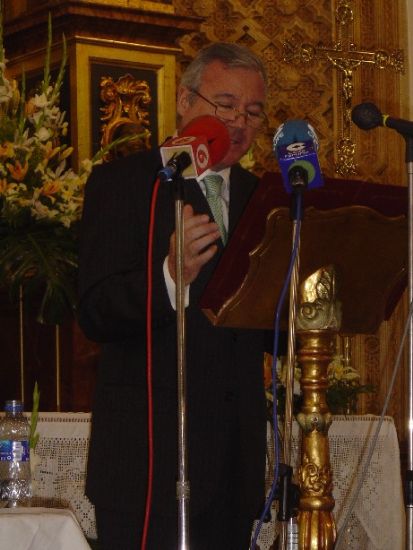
[4,400,24,413]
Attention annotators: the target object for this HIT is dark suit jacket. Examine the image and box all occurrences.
[78,148,267,525]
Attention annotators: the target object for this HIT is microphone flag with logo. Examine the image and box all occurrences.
[159,115,231,181]
[273,119,324,193]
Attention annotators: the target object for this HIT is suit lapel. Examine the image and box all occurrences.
[228,164,258,236]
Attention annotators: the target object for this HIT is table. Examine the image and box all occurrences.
[28,413,404,548]
[0,507,90,549]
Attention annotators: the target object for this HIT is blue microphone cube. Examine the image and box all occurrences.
[276,140,324,193]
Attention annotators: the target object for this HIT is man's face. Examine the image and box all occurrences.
[177,60,266,170]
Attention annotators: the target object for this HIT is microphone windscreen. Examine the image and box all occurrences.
[273,119,319,159]
[351,102,382,130]
[180,115,230,166]
[273,119,323,191]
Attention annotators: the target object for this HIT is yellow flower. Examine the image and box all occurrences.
[341,367,360,383]
[41,141,60,167]
[328,362,344,381]
[327,355,361,386]
[239,146,255,170]
[6,160,29,181]
[0,141,15,158]
[59,146,73,161]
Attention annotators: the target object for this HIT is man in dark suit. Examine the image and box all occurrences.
[79,42,268,549]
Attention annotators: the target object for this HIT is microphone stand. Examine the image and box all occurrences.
[405,135,413,550]
[174,172,190,550]
[351,104,413,547]
[278,171,305,550]
[160,154,191,550]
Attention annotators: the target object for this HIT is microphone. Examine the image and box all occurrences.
[159,115,230,181]
[352,102,413,138]
[273,119,324,193]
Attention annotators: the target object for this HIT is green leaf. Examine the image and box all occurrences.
[42,13,52,93]
[29,382,40,450]
[0,223,79,324]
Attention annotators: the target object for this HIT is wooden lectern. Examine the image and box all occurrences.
[200,172,407,549]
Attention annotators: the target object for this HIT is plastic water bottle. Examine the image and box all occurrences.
[0,400,32,507]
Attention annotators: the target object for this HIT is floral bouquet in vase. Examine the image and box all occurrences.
[264,351,375,418]
[0,15,119,324]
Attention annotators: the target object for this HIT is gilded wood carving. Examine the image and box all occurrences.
[100,73,152,160]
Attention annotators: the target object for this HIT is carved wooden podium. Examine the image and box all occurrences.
[200,172,407,549]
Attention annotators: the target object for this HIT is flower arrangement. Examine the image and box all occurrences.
[0,15,121,324]
[264,352,375,417]
[326,354,375,414]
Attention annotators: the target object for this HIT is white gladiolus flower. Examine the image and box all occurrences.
[33,93,49,109]
[31,200,58,220]
[36,127,51,142]
[31,110,43,125]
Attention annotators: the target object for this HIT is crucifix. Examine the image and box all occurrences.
[283,0,404,176]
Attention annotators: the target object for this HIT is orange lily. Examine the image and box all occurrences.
[41,179,61,198]
[6,159,29,181]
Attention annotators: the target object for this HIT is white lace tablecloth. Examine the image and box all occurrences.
[28,412,97,540]
[26,413,404,548]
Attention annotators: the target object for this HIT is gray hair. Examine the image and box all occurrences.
[180,42,267,91]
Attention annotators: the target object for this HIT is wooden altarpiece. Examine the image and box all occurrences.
[200,172,407,548]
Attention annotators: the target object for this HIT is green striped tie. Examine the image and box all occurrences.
[203,174,227,245]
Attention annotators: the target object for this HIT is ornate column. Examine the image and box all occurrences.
[295,266,341,549]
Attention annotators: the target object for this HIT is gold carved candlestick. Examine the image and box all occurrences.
[295,266,341,549]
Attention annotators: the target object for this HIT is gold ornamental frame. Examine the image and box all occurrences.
[6,35,178,168]
[71,37,178,166]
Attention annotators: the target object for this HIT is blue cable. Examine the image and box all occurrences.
[250,191,303,549]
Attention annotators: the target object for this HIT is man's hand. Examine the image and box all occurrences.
[167,204,220,285]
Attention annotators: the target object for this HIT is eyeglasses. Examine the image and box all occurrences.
[189,88,267,130]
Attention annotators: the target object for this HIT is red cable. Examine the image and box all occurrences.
[141,176,161,550]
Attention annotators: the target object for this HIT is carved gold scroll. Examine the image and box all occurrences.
[100,73,152,160]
